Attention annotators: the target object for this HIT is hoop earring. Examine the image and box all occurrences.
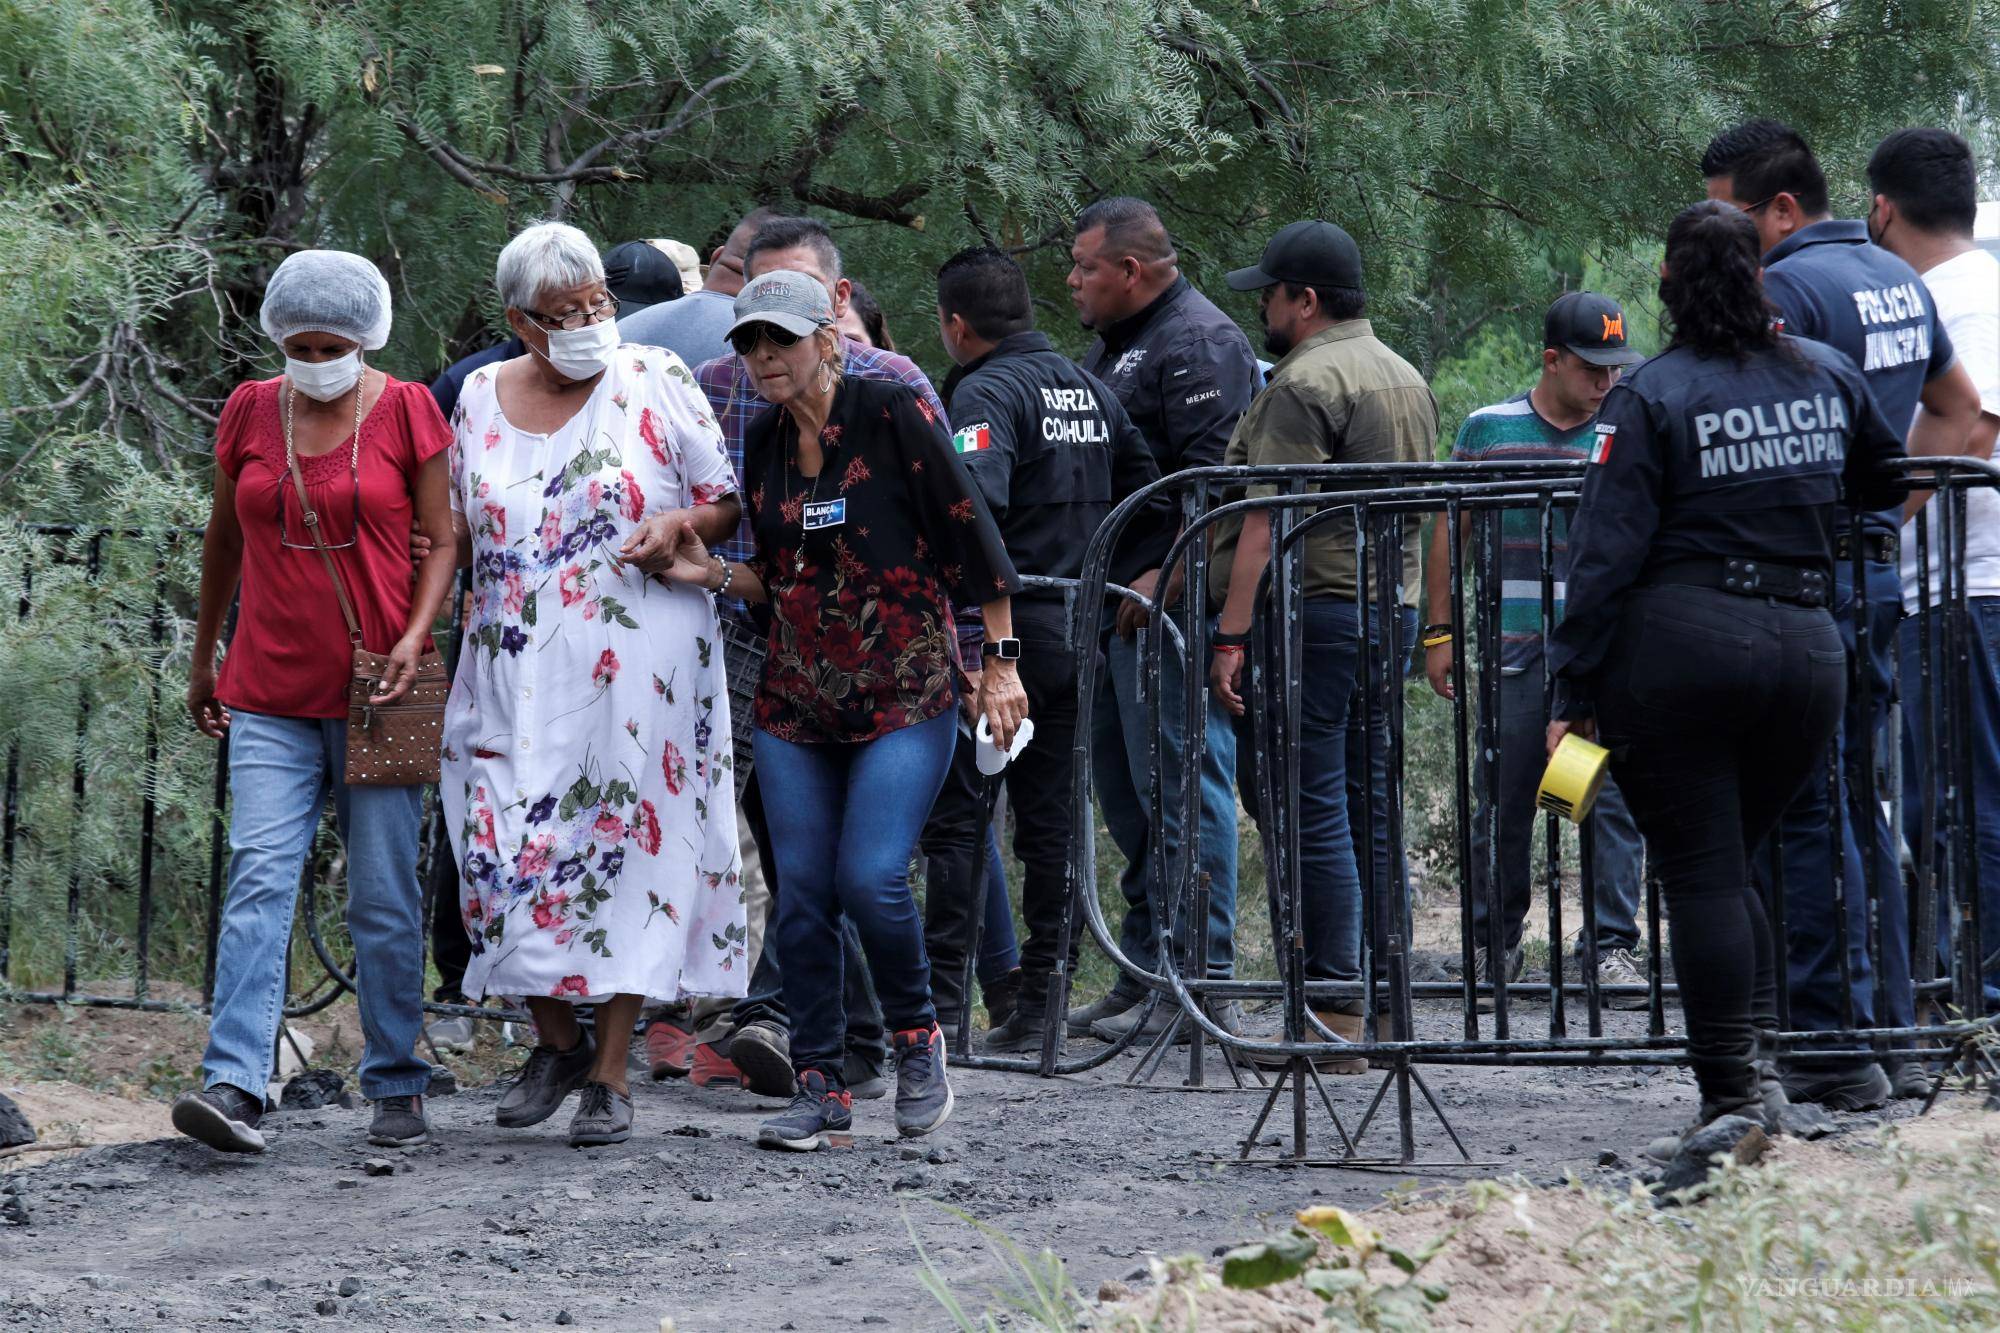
[817,359,835,394]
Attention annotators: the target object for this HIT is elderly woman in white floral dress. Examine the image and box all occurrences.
[441,221,744,1147]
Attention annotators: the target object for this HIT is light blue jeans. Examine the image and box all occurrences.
[202,711,429,1101]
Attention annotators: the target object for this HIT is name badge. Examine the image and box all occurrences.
[803,498,847,530]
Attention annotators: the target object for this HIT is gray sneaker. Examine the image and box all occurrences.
[891,1024,954,1137]
[1593,948,1651,1011]
[568,1082,634,1147]
[368,1094,431,1148]
[495,1034,596,1128]
[425,1014,478,1054]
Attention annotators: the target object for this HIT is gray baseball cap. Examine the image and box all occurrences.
[728,269,834,341]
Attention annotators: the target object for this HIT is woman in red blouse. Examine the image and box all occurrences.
[652,270,1026,1151]
[172,250,459,1156]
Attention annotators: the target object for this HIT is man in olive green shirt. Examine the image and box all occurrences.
[1208,220,1437,1067]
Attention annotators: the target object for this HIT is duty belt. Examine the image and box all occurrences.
[1649,557,1831,608]
[1833,530,1899,564]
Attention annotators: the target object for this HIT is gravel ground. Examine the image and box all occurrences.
[0,1015,1724,1332]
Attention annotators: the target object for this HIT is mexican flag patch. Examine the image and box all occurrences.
[1589,423,1615,465]
[953,422,991,453]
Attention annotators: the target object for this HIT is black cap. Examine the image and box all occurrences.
[603,240,685,319]
[1226,220,1364,292]
[1543,292,1644,368]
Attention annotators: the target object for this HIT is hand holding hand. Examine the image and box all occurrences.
[618,508,696,574]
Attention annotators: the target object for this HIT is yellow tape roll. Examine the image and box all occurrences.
[1537,733,1610,824]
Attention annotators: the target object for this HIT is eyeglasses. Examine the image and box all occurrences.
[729,322,806,357]
[522,294,619,331]
[1740,195,1778,214]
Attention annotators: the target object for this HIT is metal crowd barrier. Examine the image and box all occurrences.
[994,456,2000,1165]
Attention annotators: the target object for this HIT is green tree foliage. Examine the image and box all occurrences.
[1,0,1995,490]
[0,0,1994,992]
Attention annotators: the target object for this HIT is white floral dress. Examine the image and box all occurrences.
[442,346,745,1005]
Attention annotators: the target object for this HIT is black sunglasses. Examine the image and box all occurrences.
[730,322,806,357]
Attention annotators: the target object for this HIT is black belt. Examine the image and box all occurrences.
[1648,557,1831,608]
[1834,530,1898,564]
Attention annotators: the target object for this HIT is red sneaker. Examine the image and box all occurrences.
[688,1039,747,1090]
[644,1017,696,1081]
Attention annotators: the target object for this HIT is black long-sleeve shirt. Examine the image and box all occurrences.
[1549,337,1909,716]
[744,377,1020,743]
[942,331,1169,594]
[1080,277,1257,478]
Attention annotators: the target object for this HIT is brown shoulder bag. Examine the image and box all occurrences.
[285,386,447,786]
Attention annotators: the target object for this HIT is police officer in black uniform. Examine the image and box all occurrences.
[925,245,1169,1052]
[1547,202,1908,1161]
[1703,119,1981,1107]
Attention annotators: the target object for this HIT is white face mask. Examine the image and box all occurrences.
[285,350,364,402]
[535,317,620,380]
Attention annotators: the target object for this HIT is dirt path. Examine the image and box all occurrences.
[0,1029,1898,1332]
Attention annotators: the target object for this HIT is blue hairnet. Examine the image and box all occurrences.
[259,250,393,351]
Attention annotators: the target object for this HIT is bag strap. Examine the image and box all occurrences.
[287,446,365,649]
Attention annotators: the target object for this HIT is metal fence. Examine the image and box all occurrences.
[1004,456,2000,1164]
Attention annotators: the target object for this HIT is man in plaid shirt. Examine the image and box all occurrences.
[662,215,954,1103]
[694,220,947,568]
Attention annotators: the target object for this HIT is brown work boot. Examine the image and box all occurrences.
[1313,1009,1371,1075]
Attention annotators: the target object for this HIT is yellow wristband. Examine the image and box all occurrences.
[1422,632,1453,649]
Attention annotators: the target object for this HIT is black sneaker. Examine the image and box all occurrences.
[843,1049,889,1101]
[368,1094,431,1148]
[171,1085,266,1154]
[892,1024,954,1137]
[756,1071,853,1152]
[728,1020,796,1098]
[495,1034,597,1128]
[1782,1060,1892,1111]
[568,1081,634,1147]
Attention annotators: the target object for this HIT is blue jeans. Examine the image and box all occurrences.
[1900,598,2000,1009]
[978,825,1019,981]
[1238,603,1416,1006]
[1094,613,1240,993]
[203,712,428,1101]
[728,773,886,1060]
[754,711,956,1081]
[1760,561,1911,1035]
[1468,645,1645,955]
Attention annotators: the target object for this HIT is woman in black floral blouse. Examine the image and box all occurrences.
[656,269,1024,1150]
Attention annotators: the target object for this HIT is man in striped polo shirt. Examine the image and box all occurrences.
[1422,293,1649,1011]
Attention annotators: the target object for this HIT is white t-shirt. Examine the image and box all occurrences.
[1901,247,2000,606]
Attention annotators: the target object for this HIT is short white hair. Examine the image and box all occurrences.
[495,221,605,313]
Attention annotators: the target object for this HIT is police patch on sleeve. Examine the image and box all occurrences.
[1589,423,1615,465]
[953,422,991,453]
